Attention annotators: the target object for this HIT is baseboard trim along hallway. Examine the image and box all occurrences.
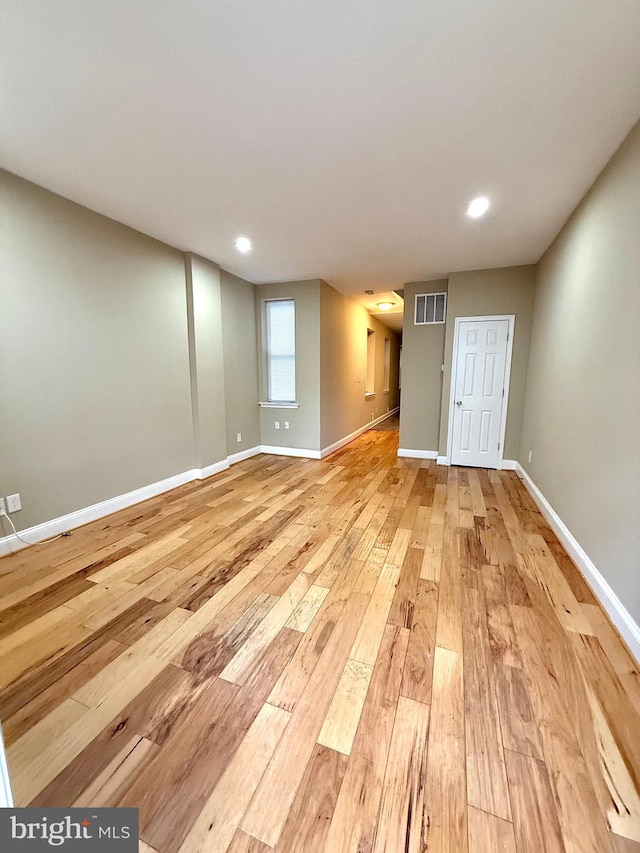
[517,461,640,663]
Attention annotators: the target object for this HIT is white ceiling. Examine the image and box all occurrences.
[2,1,640,304]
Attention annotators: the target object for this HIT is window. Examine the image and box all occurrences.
[415,292,446,325]
[366,329,375,395]
[383,338,391,390]
[265,299,296,402]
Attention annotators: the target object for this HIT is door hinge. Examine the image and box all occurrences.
[502,388,505,398]
[498,442,501,450]
[507,331,510,341]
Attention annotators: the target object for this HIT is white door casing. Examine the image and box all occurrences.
[447,315,514,469]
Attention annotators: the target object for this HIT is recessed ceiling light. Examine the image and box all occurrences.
[466,196,490,218]
[234,236,252,253]
[376,301,395,310]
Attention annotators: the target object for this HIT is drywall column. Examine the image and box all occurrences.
[256,280,322,452]
[185,253,229,472]
[399,280,448,455]
[220,271,261,457]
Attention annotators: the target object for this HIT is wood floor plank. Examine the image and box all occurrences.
[583,676,640,844]
[400,577,438,705]
[613,834,640,853]
[424,646,468,853]
[463,587,512,821]
[226,831,271,853]
[72,735,158,808]
[285,583,330,632]
[122,629,302,852]
[240,593,369,848]
[177,701,291,853]
[505,748,565,853]
[526,533,593,635]
[494,662,543,760]
[435,525,463,653]
[481,563,522,668]
[317,658,373,756]
[7,697,90,805]
[2,638,127,746]
[323,624,410,853]
[350,563,400,665]
[372,695,430,853]
[387,545,422,629]
[275,744,349,853]
[511,601,613,853]
[220,572,313,685]
[467,805,516,853]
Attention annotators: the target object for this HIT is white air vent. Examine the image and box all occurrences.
[415,292,446,325]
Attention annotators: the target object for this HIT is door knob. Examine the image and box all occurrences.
[456,400,462,407]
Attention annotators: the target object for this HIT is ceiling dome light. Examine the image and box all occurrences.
[234,236,252,253]
[376,301,395,310]
[466,196,490,218]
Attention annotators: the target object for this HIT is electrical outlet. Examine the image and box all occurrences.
[236,432,242,443]
[284,421,289,429]
[0,498,6,515]
[369,413,374,421]
[386,406,389,412]
[6,493,21,513]
[275,421,280,429]
[528,450,532,463]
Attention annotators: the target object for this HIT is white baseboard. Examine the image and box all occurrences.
[227,445,262,465]
[0,412,400,557]
[0,449,257,556]
[397,448,438,460]
[195,459,230,480]
[435,455,516,469]
[0,468,199,557]
[516,462,640,664]
[321,407,400,459]
[260,445,322,459]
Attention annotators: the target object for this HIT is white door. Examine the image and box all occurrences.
[450,318,511,468]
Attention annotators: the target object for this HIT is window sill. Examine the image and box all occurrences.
[259,401,300,409]
[365,392,376,399]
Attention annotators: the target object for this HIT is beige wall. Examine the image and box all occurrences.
[439,266,536,458]
[399,280,448,452]
[256,280,322,451]
[185,254,228,469]
[520,120,640,624]
[0,169,194,531]
[221,270,260,455]
[320,282,400,449]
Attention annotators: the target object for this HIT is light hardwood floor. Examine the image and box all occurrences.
[1,429,639,852]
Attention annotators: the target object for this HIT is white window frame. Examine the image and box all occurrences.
[264,298,296,404]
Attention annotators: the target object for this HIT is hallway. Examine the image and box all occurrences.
[0,430,638,852]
